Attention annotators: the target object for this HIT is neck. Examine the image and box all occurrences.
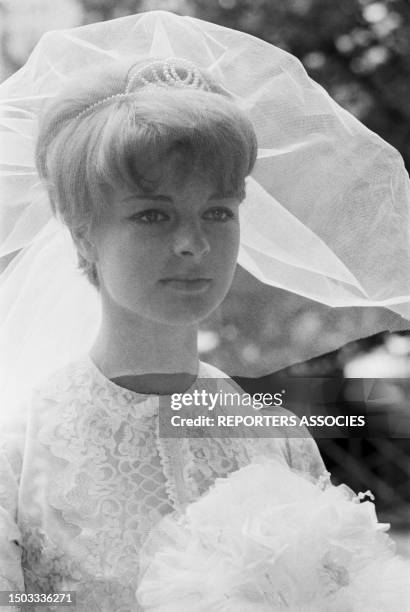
[90,303,199,395]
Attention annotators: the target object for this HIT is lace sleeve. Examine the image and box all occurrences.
[284,418,330,487]
[0,419,25,597]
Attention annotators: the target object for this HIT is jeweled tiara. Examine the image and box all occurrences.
[74,57,212,121]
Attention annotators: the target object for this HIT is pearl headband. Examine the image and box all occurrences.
[74,57,212,121]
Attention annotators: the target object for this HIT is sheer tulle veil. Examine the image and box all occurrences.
[1,10,409,414]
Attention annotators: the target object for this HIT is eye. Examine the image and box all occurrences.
[129,209,170,224]
[203,207,235,222]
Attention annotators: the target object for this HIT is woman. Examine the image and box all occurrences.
[0,10,409,612]
[0,53,328,611]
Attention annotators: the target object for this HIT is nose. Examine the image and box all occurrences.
[173,221,210,260]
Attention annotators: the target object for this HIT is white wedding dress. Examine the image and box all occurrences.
[0,357,328,611]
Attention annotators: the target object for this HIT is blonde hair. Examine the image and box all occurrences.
[36,60,258,287]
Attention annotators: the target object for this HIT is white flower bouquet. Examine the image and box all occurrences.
[137,458,410,611]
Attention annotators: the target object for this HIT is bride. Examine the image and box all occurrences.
[0,10,409,612]
[0,44,327,612]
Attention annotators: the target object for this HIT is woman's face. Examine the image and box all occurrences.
[89,156,242,326]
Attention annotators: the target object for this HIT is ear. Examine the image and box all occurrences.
[71,226,98,264]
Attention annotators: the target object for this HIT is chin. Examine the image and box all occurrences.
[156,303,217,326]
[150,293,225,327]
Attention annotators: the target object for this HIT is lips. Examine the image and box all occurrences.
[161,277,211,282]
[160,278,212,292]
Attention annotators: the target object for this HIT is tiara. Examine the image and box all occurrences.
[74,57,212,121]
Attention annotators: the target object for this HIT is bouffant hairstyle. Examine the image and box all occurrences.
[36,59,258,287]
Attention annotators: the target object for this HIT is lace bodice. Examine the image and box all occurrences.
[0,357,328,611]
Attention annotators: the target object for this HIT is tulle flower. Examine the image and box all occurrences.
[137,458,410,611]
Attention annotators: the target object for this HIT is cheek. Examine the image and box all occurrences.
[211,224,240,269]
[97,231,162,288]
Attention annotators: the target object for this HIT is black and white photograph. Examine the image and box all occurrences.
[0,1,409,610]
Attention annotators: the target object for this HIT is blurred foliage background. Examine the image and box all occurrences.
[1,0,409,540]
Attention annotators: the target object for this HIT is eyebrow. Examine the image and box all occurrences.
[212,192,244,200]
[122,194,172,202]
[122,192,243,203]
